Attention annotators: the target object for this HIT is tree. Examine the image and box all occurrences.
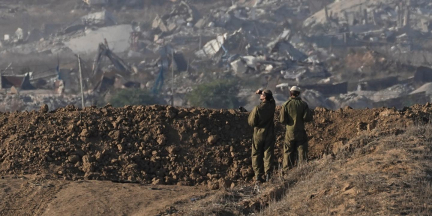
[187,79,240,109]
[109,89,160,107]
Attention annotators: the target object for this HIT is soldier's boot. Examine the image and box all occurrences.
[255,175,265,184]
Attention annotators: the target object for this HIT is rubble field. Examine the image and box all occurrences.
[1,104,431,188]
[3,0,432,112]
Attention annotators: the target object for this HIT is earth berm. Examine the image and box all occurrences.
[1,104,432,215]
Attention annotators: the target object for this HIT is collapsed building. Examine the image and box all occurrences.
[1,0,432,111]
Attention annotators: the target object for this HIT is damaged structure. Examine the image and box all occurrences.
[1,0,432,111]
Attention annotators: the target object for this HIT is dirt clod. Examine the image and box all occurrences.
[40,104,49,113]
[208,135,219,145]
[68,155,80,164]
[0,105,430,186]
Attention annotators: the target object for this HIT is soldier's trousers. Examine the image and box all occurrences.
[252,138,274,178]
[283,139,308,171]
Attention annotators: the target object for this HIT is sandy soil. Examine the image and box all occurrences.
[0,175,210,216]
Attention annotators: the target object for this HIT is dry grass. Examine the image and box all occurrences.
[178,125,432,215]
[184,190,243,216]
[258,125,432,215]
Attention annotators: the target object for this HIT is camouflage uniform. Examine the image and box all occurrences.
[248,99,276,179]
[280,97,313,170]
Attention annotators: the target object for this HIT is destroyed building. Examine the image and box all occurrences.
[1,0,432,111]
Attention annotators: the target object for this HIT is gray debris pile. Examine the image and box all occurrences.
[1,0,432,111]
[0,92,96,112]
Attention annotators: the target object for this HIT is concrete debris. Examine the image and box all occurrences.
[240,56,262,69]
[371,84,414,102]
[152,1,199,35]
[0,92,96,112]
[80,10,117,27]
[302,89,333,109]
[195,29,244,59]
[275,83,290,91]
[195,34,226,58]
[14,28,27,42]
[83,0,108,6]
[271,41,307,61]
[230,59,247,75]
[328,93,374,109]
[65,25,133,54]
[152,15,169,33]
[2,0,432,112]
[411,82,432,96]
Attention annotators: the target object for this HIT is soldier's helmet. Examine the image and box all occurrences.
[290,86,301,92]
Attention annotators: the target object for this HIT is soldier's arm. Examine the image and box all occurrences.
[248,106,259,127]
[303,103,314,123]
[279,104,288,124]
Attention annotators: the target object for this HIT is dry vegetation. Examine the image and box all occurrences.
[259,125,432,215]
[179,124,432,215]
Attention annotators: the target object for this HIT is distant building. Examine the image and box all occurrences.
[83,0,108,6]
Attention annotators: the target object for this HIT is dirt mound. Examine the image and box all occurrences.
[0,105,255,187]
[1,104,431,186]
[301,104,431,158]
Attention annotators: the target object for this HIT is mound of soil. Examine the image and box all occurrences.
[0,103,431,187]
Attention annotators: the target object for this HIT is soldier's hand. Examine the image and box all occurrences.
[256,89,262,94]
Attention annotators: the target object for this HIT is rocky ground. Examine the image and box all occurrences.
[0,104,432,215]
[1,104,430,186]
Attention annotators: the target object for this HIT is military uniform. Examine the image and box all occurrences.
[248,98,276,180]
[280,97,313,170]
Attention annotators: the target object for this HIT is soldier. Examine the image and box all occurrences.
[280,86,313,171]
[248,89,276,183]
